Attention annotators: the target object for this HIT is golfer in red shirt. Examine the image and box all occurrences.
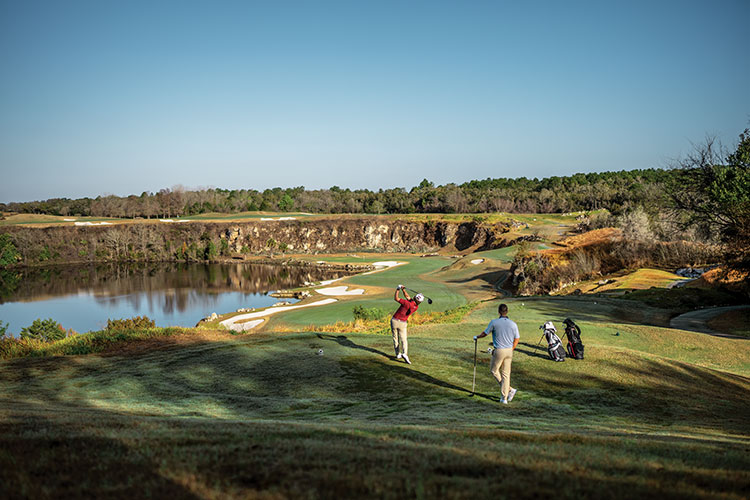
[391,284,424,364]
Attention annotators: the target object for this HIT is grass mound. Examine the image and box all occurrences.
[0,298,748,498]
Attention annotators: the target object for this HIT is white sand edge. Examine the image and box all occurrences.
[471,258,485,265]
[315,286,365,296]
[219,298,338,331]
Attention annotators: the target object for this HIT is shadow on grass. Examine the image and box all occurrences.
[319,334,502,403]
[317,333,391,359]
[515,341,552,360]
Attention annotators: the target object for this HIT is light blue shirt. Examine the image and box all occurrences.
[484,316,520,349]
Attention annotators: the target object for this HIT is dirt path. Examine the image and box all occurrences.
[669,305,750,339]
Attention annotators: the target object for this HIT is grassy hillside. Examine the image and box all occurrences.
[1,297,748,499]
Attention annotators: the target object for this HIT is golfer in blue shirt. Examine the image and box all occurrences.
[474,303,520,404]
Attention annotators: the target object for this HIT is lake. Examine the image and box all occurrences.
[0,262,350,335]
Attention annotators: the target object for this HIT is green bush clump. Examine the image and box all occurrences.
[0,234,20,267]
[20,318,66,342]
[106,316,156,331]
[352,305,391,321]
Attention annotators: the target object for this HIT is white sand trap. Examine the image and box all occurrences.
[360,261,404,276]
[471,258,485,265]
[260,217,297,221]
[63,218,76,221]
[318,278,343,286]
[160,219,174,222]
[316,286,365,296]
[74,222,112,226]
[228,319,265,332]
[219,298,338,331]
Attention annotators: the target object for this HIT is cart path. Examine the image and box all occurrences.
[669,305,750,339]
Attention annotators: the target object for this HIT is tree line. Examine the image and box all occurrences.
[1,169,678,219]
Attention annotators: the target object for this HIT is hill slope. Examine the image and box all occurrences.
[1,298,748,499]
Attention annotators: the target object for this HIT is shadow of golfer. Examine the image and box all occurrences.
[515,341,551,360]
[316,334,392,360]
[317,334,502,403]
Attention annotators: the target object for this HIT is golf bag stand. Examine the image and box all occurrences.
[563,318,584,360]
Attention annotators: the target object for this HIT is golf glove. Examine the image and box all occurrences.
[397,284,404,290]
[473,336,478,340]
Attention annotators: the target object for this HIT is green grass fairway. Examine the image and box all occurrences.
[268,256,468,328]
[1,298,748,498]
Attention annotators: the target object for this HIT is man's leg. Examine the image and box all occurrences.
[390,318,401,355]
[499,349,514,399]
[490,348,513,399]
[399,325,408,356]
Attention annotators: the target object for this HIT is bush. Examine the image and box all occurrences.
[106,316,156,331]
[20,318,66,342]
[352,305,391,321]
[0,320,7,337]
[0,234,20,267]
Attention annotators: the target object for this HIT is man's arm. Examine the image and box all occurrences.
[474,331,488,341]
[512,337,519,350]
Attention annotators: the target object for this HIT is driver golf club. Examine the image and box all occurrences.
[403,287,433,304]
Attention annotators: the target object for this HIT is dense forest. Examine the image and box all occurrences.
[0,169,677,218]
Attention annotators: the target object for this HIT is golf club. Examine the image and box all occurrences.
[471,337,477,395]
[403,286,433,304]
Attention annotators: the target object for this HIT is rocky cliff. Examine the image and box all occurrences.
[3,218,510,266]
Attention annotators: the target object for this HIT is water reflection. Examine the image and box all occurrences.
[0,262,350,333]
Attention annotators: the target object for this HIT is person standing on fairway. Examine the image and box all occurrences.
[391,284,424,364]
[474,303,520,404]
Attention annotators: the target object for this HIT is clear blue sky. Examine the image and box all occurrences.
[1,0,748,203]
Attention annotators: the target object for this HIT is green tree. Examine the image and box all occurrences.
[670,129,750,245]
[279,194,295,212]
[0,234,20,267]
[20,318,66,342]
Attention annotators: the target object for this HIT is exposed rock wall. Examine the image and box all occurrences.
[3,218,509,266]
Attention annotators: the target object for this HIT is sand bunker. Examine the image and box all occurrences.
[227,319,265,332]
[260,217,296,221]
[219,298,337,331]
[372,261,400,268]
[360,261,404,276]
[74,222,112,226]
[471,259,485,265]
[316,286,365,296]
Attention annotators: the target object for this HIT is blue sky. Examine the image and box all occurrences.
[1,0,748,203]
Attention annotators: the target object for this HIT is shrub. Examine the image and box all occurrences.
[106,316,156,331]
[0,234,20,267]
[353,305,391,321]
[0,320,7,337]
[20,318,66,342]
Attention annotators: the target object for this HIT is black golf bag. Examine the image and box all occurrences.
[540,322,565,362]
[563,318,584,360]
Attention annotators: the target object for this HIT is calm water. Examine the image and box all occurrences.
[0,262,349,335]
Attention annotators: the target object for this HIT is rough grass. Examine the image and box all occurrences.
[0,298,748,498]
[708,308,750,338]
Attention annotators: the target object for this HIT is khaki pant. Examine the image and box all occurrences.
[490,347,514,399]
[391,317,408,355]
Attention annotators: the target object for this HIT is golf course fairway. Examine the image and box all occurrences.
[1,290,748,498]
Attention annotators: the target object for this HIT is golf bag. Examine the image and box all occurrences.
[540,321,565,362]
[563,318,584,360]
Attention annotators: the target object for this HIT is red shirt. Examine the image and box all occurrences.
[393,299,419,322]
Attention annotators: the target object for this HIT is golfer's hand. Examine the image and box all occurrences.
[473,336,478,341]
[397,284,404,290]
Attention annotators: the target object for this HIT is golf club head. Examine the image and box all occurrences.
[427,298,433,304]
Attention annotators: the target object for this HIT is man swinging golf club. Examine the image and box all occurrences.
[391,284,424,364]
[474,303,519,404]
